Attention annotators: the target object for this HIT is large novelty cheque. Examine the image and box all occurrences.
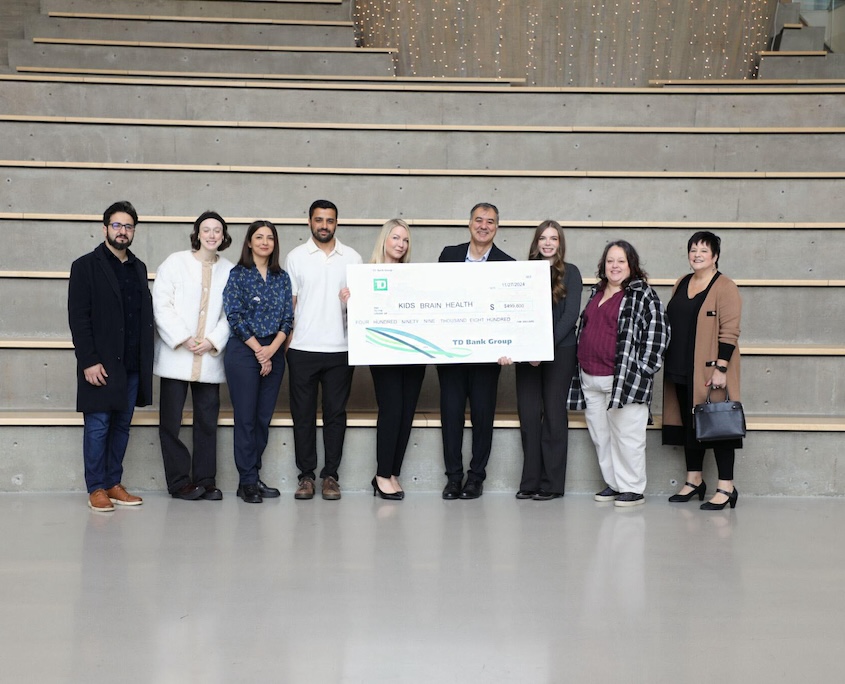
[346,261,553,365]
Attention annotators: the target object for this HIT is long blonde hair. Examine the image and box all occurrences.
[370,218,412,264]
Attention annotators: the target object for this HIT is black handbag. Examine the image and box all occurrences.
[693,387,746,442]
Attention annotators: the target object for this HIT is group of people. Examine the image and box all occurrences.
[68,199,742,512]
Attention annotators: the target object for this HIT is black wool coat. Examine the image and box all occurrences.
[68,243,154,413]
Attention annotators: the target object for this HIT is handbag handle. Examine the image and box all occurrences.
[704,386,732,403]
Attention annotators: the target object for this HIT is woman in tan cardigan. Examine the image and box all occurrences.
[662,232,742,510]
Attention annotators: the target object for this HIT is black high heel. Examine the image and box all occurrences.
[392,479,405,500]
[700,487,738,510]
[372,477,402,501]
[668,481,706,503]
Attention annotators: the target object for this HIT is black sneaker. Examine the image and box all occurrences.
[614,492,645,507]
[593,486,620,502]
[515,490,536,499]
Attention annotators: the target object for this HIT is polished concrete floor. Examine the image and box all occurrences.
[2,491,844,683]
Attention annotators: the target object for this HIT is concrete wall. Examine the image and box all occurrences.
[7,41,394,76]
[2,1,844,496]
[3,79,843,127]
[2,425,843,496]
[2,121,842,172]
[24,15,356,47]
[759,53,845,78]
[40,0,353,22]
[0,0,39,68]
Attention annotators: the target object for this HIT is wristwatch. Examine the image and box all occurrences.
[715,364,728,373]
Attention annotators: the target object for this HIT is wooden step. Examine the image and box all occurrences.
[2,409,843,432]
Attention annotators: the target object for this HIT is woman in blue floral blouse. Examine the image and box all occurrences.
[223,220,294,503]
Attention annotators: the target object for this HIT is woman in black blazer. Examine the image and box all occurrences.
[500,221,582,500]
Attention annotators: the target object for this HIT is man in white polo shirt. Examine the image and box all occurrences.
[284,200,363,500]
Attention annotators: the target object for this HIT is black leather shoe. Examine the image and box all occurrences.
[700,487,738,510]
[515,490,536,499]
[201,486,223,501]
[669,481,706,503]
[257,479,280,498]
[171,483,205,500]
[533,491,563,501]
[460,480,483,499]
[442,480,462,500]
[237,484,262,504]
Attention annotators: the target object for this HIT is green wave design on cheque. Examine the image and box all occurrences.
[365,327,472,359]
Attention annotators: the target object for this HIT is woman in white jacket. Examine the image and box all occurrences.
[153,211,235,500]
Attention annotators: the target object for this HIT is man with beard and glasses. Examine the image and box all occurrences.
[68,200,154,512]
[284,200,362,500]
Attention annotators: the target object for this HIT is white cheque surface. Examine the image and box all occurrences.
[347,261,553,365]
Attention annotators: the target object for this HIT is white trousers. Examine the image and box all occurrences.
[581,371,648,494]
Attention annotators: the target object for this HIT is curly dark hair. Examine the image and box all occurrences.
[597,240,648,289]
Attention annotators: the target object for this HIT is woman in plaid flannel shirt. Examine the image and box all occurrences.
[567,240,669,507]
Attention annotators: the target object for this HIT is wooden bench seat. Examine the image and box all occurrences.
[1,113,839,133]
[2,159,843,180]
[47,11,354,27]
[31,37,396,54]
[3,212,844,231]
[2,409,843,432]
[14,67,525,86]
[759,51,828,57]
[650,78,845,87]
[5,73,845,96]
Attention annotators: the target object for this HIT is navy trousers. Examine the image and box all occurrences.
[224,336,285,485]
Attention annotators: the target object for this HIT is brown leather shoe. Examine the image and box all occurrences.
[321,476,341,500]
[88,488,115,512]
[106,483,143,506]
[294,477,315,500]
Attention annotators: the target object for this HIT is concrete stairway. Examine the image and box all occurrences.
[759,1,844,79]
[23,14,358,47]
[1,0,844,496]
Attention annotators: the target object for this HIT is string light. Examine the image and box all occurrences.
[353,0,777,86]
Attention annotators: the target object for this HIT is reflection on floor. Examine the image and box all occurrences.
[2,492,844,682]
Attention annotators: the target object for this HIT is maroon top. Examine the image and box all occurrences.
[577,288,623,376]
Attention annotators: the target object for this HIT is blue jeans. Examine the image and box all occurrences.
[82,372,139,493]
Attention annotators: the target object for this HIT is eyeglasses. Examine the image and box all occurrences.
[110,222,136,232]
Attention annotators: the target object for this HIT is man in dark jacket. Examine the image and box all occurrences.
[438,202,514,500]
[68,200,154,512]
